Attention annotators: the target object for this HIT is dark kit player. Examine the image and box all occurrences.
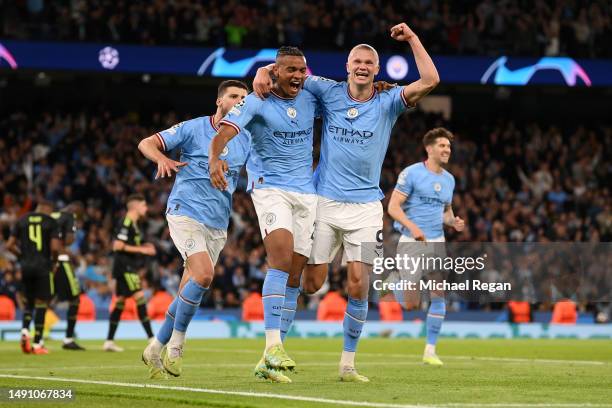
[6,200,60,355]
[51,201,86,350]
[104,194,157,352]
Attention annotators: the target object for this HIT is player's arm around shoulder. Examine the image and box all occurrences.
[390,23,440,107]
[138,124,188,179]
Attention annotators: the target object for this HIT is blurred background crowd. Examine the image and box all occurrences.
[0,107,609,320]
[1,0,611,57]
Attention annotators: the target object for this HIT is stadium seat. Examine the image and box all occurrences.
[109,296,138,320]
[317,291,347,321]
[77,293,96,321]
[0,295,16,320]
[242,292,264,321]
[551,299,578,324]
[148,290,174,321]
[508,301,531,323]
[379,299,403,321]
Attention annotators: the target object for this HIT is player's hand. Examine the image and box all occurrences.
[410,226,426,241]
[209,158,229,190]
[253,67,273,99]
[374,81,397,92]
[453,216,465,232]
[390,23,416,42]
[156,156,187,179]
[140,243,157,256]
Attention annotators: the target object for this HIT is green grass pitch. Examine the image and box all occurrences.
[0,338,611,407]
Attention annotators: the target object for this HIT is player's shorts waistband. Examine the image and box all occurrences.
[58,254,70,262]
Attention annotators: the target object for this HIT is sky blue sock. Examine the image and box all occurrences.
[343,297,368,352]
[280,286,300,342]
[426,297,446,346]
[262,269,288,331]
[155,296,178,344]
[173,279,207,333]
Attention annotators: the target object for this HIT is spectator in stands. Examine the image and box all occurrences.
[242,281,264,322]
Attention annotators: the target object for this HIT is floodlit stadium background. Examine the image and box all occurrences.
[0,0,610,342]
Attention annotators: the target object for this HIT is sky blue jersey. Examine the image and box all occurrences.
[305,76,410,203]
[394,162,455,239]
[156,116,251,230]
[220,90,318,194]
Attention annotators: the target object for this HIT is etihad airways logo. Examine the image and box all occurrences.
[0,43,18,69]
[481,56,591,87]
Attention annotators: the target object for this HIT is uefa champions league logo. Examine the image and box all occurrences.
[221,146,229,157]
[98,46,120,70]
[286,107,297,118]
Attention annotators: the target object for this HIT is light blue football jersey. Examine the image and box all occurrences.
[220,90,318,194]
[157,116,251,230]
[304,76,409,203]
[394,162,455,239]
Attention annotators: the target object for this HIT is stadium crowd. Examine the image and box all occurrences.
[0,107,609,318]
[1,0,611,58]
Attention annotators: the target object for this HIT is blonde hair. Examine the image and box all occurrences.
[348,44,379,65]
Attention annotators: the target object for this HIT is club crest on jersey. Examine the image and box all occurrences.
[185,238,195,250]
[220,146,229,157]
[167,121,185,135]
[347,108,359,118]
[433,182,442,192]
[286,107,297,118]
[265,212,277,225]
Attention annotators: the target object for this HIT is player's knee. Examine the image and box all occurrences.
[186,253,214,288]
[302,265,326,294]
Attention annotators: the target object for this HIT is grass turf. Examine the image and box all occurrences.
[0,338,610,408]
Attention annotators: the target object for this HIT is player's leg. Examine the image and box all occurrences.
[339,260,370,382]
[280,253,305,342]
[251,189,298,375]
[280,192,317,343]
[338,219,381,382]
[423,273,446,366]
[19,281,35,354]
[134,289,154,340]
[54,259,85,350]
[31,271,53,355]
[164,251,213,376]
[104,268,132,352]
[302,220,343,295]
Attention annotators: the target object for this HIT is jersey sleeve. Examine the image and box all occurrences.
[303,76,338,99]
[156,120,192,152]
[395,167,414,196]
[114,219,130,243]
[48,219,60,240]
[220,93,262,134]
[382,86,411,119]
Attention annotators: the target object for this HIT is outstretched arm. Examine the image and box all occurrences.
[390,23,440,106]
[138,135,187,179]
[208,124,239,190]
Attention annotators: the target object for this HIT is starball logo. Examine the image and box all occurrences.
[0,43,18,69]
[481,56,592,86]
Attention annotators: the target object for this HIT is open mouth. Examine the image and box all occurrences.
[355,72,369,79]
[289,80,301,92]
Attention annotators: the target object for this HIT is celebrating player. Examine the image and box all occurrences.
[209,47,319,383]
[103,194,157,352]
[138,80,251,379]
[6,200,60,355]
[253,23,439,382]
[51,201,86,351]
[387,127,464,366]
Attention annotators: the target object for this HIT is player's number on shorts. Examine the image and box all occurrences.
[28,224,43,251]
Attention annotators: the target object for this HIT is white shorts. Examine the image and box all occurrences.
[396,235,446,282]
[166,214,227,264]
[309,197,383,265]
[250,188,318,257]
